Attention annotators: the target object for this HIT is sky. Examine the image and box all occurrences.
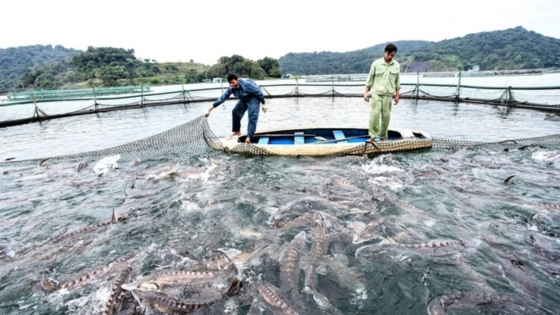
[1,0,559,65]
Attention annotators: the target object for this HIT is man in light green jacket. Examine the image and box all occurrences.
[364,43,401,142]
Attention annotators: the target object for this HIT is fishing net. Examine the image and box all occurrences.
[0,116,224,167]
[2,81,559,128]
[432,133,560,150]
[2,114,560,169]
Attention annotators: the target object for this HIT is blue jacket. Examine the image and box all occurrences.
[213,79,265,107]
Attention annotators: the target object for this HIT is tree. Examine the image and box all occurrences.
[257,57,281,77]
[207,64,227,78]
[196,71,207,82]
[185,69,198,83]
[269,67,282,78]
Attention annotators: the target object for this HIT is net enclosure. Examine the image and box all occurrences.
[1,116,559,168]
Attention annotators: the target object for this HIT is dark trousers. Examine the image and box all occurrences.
[232,98,260,138]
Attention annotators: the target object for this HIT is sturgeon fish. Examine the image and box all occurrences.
[280,231,307,310]
[352,218,385,244]
[531,203,560,211]
[130,289,215,314]
[275,211,316,229]
[257,282,299,315]
[302,215,342,314]
[304,215,328,290]
[53,209,125,244]
[20,210,125,257]
[128,275,241,314]
[332,178,360,191]
[356,240,464,257]
[268,200,302,226]
[427,291,549,315]
[103,266,133,315]
[177,167,206,177]
[125,269,228,291]
[94,155,121,176]
[43,250,138,291]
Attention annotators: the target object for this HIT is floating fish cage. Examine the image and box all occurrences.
[6,85,151,102]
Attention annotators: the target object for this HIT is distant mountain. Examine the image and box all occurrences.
[406,26,560,71]
[0,45,80,90]
[278,41,430,75]
[278,27,560,74]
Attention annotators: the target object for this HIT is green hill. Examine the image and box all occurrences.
[407,26,560,71]
[4,47,277,89]
[278,26,560,74]
[278,41,430,75]
[15,47,212,89]
[0,45,80,90]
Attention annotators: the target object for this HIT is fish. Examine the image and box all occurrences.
[356,239,464,257]
[226,276,242,296]
[352,218,385,244]
[324,255,366,294]
[427,291,548,315]
[103,267,134,315]
[503,175,516,185]
[176,167,206,177]
[257,282,299,315]
[114,297,141,315]
[532,203,560,211]
[52,210,124,245]
[332,177,360,191]
[130,289,215,314]
[94,155,121,176]
[130,159,141,167]
[123,250,237,292]
[125,269,227,292]
[18,210,125,258]
[305,164,332,170]
[275,211,316,229]
[484,237,542,302]
[217,245,270,267]
[268,200,303,226]
[145,167,178,181]
[301,286,343,315]
[201,250,235,270]
[544,113,560,121]
[43,250,138,292]
[76,161,88,172]
[280,231,307,310]
[304,215,328,291]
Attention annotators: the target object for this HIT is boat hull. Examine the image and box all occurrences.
[216,126,432,156]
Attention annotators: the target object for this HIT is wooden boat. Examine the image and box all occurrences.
[218,126,432,156]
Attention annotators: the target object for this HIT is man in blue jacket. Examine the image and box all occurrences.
[205,73,266,144]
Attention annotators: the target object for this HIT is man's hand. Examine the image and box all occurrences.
[363,93,371,102]
[261,104,268,113]
[204,106,213,118]
[394,95,400,105]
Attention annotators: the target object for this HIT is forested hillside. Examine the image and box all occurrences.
[6,47,280,89]
[412,26,560,71]
[278,27,560,74]
[279,41,430,75]
[0,45,80,90]
[18,47,165,88]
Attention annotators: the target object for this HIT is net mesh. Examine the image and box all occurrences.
[0,116,224,167]
[2,116,559,168]
[2,81,559,128]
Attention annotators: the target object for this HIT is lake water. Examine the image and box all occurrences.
[0,76,559,314]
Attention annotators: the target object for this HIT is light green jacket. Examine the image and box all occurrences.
[365,58,401,96]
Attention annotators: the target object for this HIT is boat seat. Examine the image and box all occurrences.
[294,132,305,144]
[258,136,269,145]
[333,130,347,144]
